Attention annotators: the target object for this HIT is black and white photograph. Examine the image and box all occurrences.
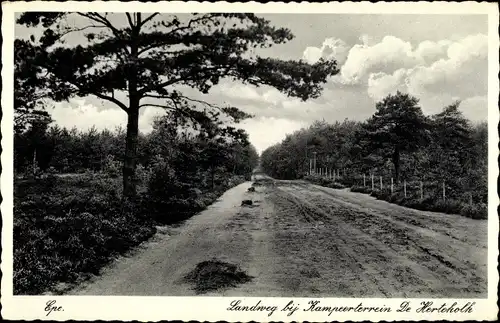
[1,1,498,321]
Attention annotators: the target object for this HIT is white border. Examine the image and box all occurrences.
[1,2,499,321]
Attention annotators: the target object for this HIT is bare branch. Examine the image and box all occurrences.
[125,13,134,29]
[140,13,160,28]
[177,95,220,109]
[138,103,175,109]
[76,12,129,55]
[58,24,108,40]
[92,92,129,111]
[143,93,219,109]
[137,14,217,56]
[138,76,193,95]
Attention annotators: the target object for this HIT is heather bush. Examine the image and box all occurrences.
[347,182,487,220]
[460,203,488,220]
[13,176,156,295]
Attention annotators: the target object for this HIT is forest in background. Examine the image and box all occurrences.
[261,92,488,220]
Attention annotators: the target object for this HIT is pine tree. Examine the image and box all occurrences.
[17,12,339,197]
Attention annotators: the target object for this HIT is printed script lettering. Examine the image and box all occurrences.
[226,300,476,317]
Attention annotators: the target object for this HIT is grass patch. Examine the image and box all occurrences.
[183,259,253,294]
[350,185,487,220]
[303,175,346,189]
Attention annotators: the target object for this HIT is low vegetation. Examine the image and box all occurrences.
[350,185,487,220]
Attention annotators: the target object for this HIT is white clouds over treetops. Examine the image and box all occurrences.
[302,33,488,116]
[45,30,488,154]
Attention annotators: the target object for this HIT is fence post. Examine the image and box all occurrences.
[380,176,383,190]
[420,181,423,200]
[391,177,393,194]
[404,180,407,198]
[442,181,446,202]
[33,148,37,178]
[371,174,374,190]
[363,174,366,187]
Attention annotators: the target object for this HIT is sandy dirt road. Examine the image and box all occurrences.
[70,176,487,297]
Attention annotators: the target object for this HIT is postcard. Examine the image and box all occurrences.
[1,1,498,321]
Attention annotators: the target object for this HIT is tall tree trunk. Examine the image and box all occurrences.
[123,106,139,198]
[211,165,215,190]
[392,146,400,182]
[123,16,140,198]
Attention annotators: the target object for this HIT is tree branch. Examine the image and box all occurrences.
[58,24,108,40]
[138,103,175,110]
[143,93,219,109]
[177,95,220,109]
[138,76,193,95]
[140,13,160,28]
[138,65,227,95]
[125,13,135,29]
[76,12,129,55]
[92,92,129,112]
[137,14,217,56]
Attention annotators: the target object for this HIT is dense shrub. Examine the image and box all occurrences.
[460,203,488,220]
[146,159,247,224]
[13,175,156,295]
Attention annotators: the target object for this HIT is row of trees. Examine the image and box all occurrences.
[15,113,259,187]
[261,92,487,204]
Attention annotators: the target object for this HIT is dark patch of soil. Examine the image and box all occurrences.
[241,199,253,206]
[183,259,253,294]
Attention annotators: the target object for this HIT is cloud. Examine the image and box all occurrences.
[239,116,307,153]
[340,35,420,84]
[406,34,488,98]
[49,98,166,133]
[363,33,488,106]
[460,95,488,122]
[303,37,349,65]
[367,69,410,101]
[414,40,452,64]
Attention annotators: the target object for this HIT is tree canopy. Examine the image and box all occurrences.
[362,91,429,181]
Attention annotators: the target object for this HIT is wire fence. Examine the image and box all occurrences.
[306,167,483,205]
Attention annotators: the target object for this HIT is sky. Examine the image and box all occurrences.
[16,13,489,153]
